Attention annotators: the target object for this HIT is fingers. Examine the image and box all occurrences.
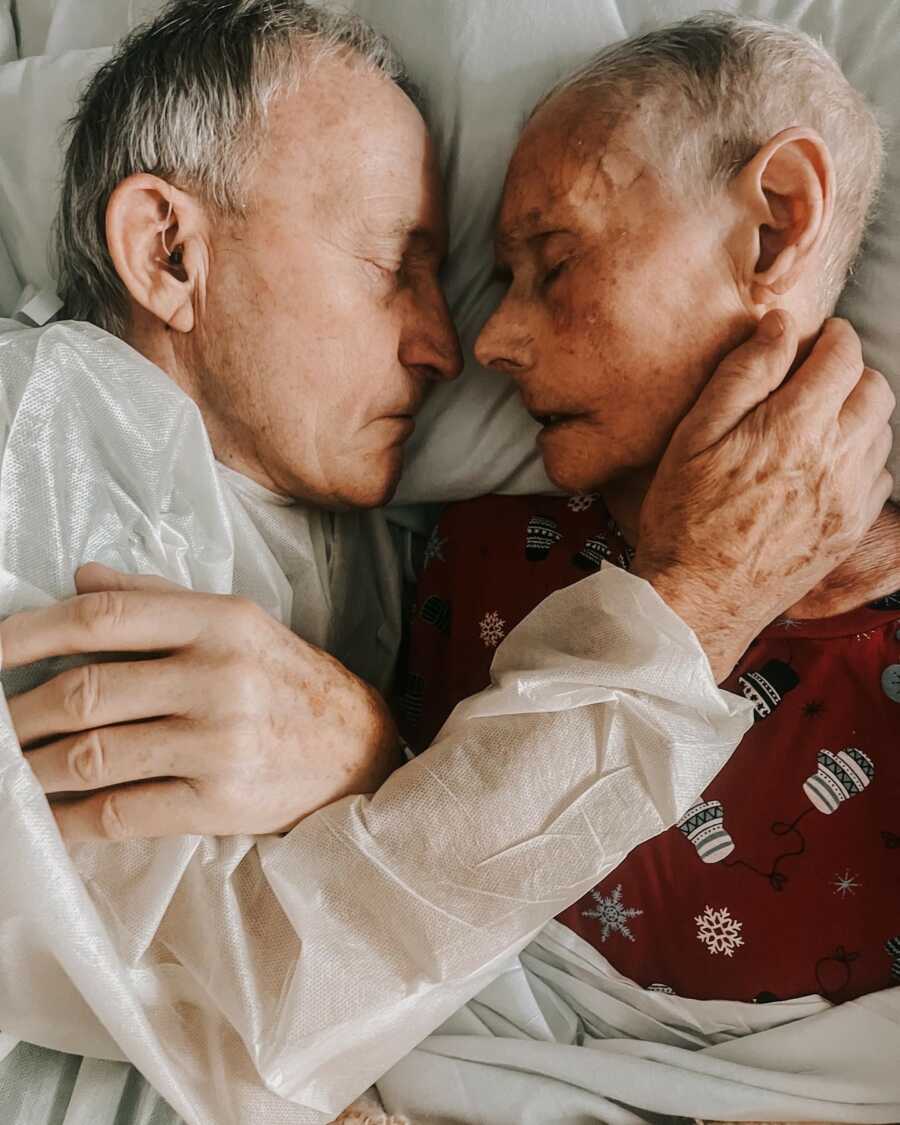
[0,589,205,672]
[839,367,897,439]
[9,657,198,746]
[673,309,799,452]
[864,424,895,483]
[50,778,206,842]
[778,317,866,417]
[25,719,203,794]
[872,470,896,524]
[75,562,186,595]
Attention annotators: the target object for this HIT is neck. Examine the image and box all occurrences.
[125,321,291,498]
[600,471,651,546]
[604,469,900,619]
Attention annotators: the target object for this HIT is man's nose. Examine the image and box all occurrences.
[402,288,463,383]
[474,304,532,376]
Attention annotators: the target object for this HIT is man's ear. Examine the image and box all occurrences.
[731,126,835,307]
[106,174,209,333]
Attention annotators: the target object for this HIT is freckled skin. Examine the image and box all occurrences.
[475,91,900,627]
[477,92,900,621]
[476,91,752,495]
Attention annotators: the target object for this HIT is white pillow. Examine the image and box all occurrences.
[0,2,15,63]
[0,47,111,300]
[14,0,160,56]
[4,0,899,501]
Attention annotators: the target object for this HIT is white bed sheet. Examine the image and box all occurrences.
[2,3,899,1124]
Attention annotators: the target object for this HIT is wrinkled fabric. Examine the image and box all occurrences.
[0,320,751,1122]
[378,921,900,1123]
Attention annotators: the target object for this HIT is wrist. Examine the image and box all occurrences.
[632,556,756,682]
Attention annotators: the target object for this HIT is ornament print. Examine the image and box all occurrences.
[478,610,506,648]
[572,532,613,571]
[525,516,562,561]
[803,747,875,814]
[567,493,599,513]
[831,870,861,897]
[695,905,745,957]
[420,595,451,635]
[677,799,736,863]
[424,527,447,568]
[882,664,900,703]
[581,884,643,943]
[737,658,800,721]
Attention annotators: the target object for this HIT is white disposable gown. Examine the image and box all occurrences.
[0,319,755,1123]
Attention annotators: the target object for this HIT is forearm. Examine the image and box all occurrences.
[257,564,753,1104]
[0,564,752,1119]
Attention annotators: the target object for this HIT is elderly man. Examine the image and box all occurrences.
[0,2,894,1124]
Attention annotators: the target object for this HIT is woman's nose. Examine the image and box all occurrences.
[474,305,532,375]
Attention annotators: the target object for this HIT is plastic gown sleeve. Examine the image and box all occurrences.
[0,321,754,1123]
[255,564,754,1110]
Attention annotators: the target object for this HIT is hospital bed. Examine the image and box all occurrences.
[0,1,899,1123]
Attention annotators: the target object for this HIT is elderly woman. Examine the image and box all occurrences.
[405,12,900,1007]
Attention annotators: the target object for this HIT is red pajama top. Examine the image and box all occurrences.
[399,493,900,1004]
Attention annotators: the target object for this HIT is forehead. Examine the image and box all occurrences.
[255,57,444,240]
[496,93,650,247]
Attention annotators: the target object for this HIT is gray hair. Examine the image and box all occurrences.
[540,11,884,310]
[54,0,418,336]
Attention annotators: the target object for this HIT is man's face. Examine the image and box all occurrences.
[475,94,750,495]
[190,58,462,508]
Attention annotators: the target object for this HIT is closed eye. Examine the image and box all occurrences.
[541,258,570,288]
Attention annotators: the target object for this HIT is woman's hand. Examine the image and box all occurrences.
[634,311,895,679]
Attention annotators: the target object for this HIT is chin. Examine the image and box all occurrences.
[540,426,639,496]
[542,450,604,497]
[334,450,404,510]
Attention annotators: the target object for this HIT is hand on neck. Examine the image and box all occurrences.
[605,465,900,623]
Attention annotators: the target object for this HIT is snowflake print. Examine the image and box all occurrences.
[567,493,599,513]
[479,610,506,648]
[832,869,861,897]
[802,699,826,720]
[775,617,801,630]
[695,905,745,957]
[582,884,644,943]
[424,527,447,568]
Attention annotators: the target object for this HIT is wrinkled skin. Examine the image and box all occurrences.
[477,94,754,494]
[1,566,399,839]
[1,80,895,841]
[112,56,462,509]
[1,311,891,839]
[475,90,899,648]
[632,313,896,676]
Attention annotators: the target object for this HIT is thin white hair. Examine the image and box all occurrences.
[539,11,884,310]
[54,0,419,336]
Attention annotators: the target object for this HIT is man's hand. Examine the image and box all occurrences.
[634,311,895,680]
[0,565,401,842]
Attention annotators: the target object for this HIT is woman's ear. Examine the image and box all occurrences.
[731,127,835,307]
[105,174,209,333]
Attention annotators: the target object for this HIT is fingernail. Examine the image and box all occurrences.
[759,311,783,341]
